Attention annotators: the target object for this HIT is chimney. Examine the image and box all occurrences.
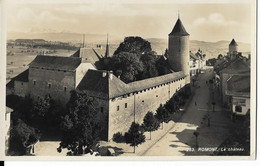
[102,72,107,77]
[108,71,113,80]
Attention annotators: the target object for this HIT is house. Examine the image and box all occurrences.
[226,75,250,115]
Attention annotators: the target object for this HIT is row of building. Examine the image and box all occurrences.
[214,39,250,116]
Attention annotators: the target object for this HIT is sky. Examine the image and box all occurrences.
[6,0,254,43]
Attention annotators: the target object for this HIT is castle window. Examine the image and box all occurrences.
[142,100,144,103]
[21,82,23,85]
[125,103,127,108]
[48,83,51,89]
[64,87,67,92]
[156,95,158,97]
[101,107,104,113]
[117,106,119,111]
[33,80,36,85]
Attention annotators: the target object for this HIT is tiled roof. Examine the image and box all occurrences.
[215,57,250,74]
[226,75,250,97]
[169,18,189,36]
[77,69,185,99]
[29,55,81,71]
[14,69,29,82]
[6,69,29,88]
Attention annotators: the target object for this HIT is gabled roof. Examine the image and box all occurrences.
[77,69,185,99]
[77,70,127,99]
[215,56,250,74]
[29,55,81,71]
[219,57,250,74]
[14,69,29,82]
[6,69,29,88]
[169,18,189,36]
[190,52,199,60]
[71,48,105,69]
[229,39,238,46]
[226,75,250,97]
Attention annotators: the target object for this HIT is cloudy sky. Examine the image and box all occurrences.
[6,0,254,43]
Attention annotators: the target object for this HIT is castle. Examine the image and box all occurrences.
[7,17,191,141]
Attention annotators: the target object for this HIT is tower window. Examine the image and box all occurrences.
[101,107,104,113]
[117,106,119,111]
[21,82,23,85]
[33,80,36,85]
[125,103,127,108]
[64,87,67,92]
[48,83,51,89]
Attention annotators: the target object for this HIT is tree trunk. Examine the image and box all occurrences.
[161,122,164,129]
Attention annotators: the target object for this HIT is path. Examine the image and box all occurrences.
[141,68,233,156]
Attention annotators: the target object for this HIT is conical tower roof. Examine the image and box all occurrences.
[169,18,189,36]
[229,38,238,46]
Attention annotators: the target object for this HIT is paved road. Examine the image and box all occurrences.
[141,68,232,156]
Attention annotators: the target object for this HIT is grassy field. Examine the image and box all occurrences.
[6,46,77,82]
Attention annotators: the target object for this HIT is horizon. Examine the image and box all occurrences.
[6,1,252,43]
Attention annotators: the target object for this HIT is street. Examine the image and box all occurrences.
[141,68,233,156]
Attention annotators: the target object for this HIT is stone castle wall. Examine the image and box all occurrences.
[28,67,75,105]
[107,77,186,140]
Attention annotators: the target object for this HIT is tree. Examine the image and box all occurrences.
[217,54,224,60]
[109,52,144,83]
[155,104,170,129]
[164,98,177,114]
[142,111,160,140]
[32,95,51,117]
[140,54,159,79]
[9,119,41,156]
[58,90,101,155]
[125,122,145,153]
[114,36,153,56]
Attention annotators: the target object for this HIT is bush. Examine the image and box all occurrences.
[112,132,125,143]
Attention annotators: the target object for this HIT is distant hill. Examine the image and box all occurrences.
[146,38,251,60]
[7,32,250,59]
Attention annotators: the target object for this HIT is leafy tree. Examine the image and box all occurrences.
[140,54,159,79]
[142,111,160,140]
[155,54,171,76]
[164,98,177,114]
[32,95,51,117]
[9,119,40,156]
[114,36,153,56]
[109,52,144,83]
[155,104,170,129]
[124,122,145,153]
[57,90,101,155]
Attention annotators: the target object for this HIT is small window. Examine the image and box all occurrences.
[21,82,23,85]
[125,103,127,108]
[117,106,119,111]
[101,107,104,113]
[33,80,36,85]
[142,100,144,103]
[235,105,242,112]
[48,83,51,89]
[156,95,158,97]
[64,87,67,92]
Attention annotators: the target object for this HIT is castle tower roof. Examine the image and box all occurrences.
[169,18,189,36]
[229,38,238,46]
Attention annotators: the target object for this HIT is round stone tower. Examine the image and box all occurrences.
[168,18,190,84]
[229,38,238,54]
